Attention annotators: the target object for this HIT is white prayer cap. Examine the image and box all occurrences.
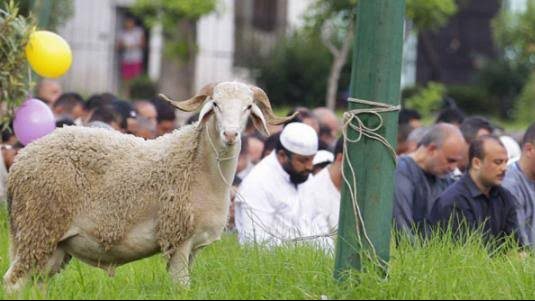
[280,122,318,156]
[313,150,334,165]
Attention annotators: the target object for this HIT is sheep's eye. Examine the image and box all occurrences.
[213,102,220,110]
[246,105,252,110]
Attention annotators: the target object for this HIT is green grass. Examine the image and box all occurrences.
[1,203,535,299]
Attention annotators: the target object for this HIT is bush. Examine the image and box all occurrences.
[514,71,535,124]
[255,31,351,108]
[445,84,490,115]
[403,82,445,117]
[475,58,530,119]
[129,75,158,100]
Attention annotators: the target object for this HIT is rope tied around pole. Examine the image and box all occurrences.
[341,97,400,267]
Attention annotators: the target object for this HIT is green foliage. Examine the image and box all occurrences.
[129,75,158,100]
[258,0,459,109]
[489,3,535,120]
[403,82,445,117]
[406,0,457,31]
[305,0,458,34]
[445,84,490,115]
[255,31,351,108]
[132,0,216,61]
[303,0,357,33]
[0,0,73,31]
[476,58,530,119]
[514,71,535,124]
[492,1,535,65]
[133,0,216,25]
[0,1,34,126]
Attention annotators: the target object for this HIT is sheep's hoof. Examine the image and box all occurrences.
[3,278,26,295]
[173,275,191,288]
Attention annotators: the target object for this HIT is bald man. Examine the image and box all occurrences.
[314,107,341,148]
[394,123,466,235]
[36,79,62,106]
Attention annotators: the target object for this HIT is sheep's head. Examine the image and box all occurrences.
[160,82,296,146]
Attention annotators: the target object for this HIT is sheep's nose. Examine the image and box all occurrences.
[223,131,239,144]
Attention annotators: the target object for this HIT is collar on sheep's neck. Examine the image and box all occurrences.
[204,124,238,188]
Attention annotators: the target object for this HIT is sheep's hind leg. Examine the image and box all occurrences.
[167,240,193,287]
[44,247,72,277]
[3,257,29,294]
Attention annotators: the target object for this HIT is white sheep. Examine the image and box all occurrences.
[3,82,293,292]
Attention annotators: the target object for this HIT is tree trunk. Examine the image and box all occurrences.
[325,25,354,111]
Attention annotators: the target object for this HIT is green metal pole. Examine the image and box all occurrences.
[334,0,405,279]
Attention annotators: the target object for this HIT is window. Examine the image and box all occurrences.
[253,0,278,31]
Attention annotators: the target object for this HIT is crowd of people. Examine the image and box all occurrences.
[1,79,534,252]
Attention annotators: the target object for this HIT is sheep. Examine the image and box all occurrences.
[3,81,294,292]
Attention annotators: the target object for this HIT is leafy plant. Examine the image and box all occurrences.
[0,1,35,126]
[132,0,217,61]
[406,0,457,31]
[403,82,445,117]
[129,75,158,100]
[514,71,535,124]
[255,30,348,108]
[0,0,73,31]
[492,1,535,66]
[476,58,530,119]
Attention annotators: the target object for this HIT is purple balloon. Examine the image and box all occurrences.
[13,98,56,145]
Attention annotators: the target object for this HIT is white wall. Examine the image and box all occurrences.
[58,0,117,95]
[194,0,236,91]
[401,21,417,89]
[507,0,527,13]
[286,0,313,31]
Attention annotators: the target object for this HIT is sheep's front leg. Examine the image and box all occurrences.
[167,240,193,287]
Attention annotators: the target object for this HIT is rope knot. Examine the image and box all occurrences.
[340,96,401,267]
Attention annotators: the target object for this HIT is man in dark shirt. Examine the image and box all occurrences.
[428,135,520,245]
[394,123,466,235]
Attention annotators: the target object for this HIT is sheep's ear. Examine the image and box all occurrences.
[250,103,270,136]
[159,83,218,112]
[197,101,215,125]
[251,86,297,125]
[158,93,207,112]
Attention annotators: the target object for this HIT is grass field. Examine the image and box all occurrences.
[1,204,535,300]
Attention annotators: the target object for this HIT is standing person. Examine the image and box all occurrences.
[502,123,535,246]
[428,136,521,246]
[117,16,145,96]
[235,123,318,245]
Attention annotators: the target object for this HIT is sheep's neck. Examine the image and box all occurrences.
[198,119,240,194]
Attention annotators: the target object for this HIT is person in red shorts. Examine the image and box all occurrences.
[117,15,145,96]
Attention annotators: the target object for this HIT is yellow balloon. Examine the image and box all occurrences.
[25,30,72,78]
